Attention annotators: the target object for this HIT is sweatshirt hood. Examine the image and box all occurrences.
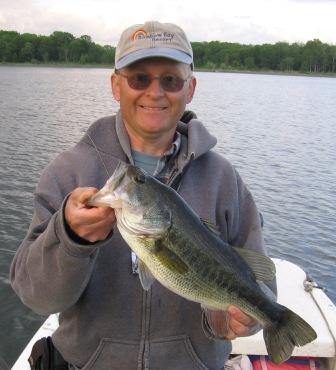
[81,110,217,163]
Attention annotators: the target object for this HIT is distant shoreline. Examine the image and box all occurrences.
[1,62,336,78]
[197,68,336,78]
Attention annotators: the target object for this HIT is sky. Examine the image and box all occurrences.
[0,0,335,46]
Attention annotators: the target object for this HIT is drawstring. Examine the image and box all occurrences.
[85,132,111,179]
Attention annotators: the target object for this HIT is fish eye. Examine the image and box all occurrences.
[133,173,146,184]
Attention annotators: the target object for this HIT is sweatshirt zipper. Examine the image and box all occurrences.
[137,289,151,370]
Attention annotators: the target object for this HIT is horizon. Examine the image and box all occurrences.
[1,28,334,48]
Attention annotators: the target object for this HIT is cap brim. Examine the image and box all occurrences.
[115,47,193,69]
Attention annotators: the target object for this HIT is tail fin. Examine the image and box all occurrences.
[263,305,317,364]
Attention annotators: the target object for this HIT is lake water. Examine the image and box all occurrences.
[0,66,335,368]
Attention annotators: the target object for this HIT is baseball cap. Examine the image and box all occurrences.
[115,21,194,70]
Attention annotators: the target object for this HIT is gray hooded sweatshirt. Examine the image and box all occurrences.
[10,112,275,370]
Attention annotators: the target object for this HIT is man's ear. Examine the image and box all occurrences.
[111,73,120,102]
[186,76,197,104]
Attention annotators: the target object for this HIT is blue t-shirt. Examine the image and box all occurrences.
[131,149,160,176]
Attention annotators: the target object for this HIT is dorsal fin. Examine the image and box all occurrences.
[233,247,276,281]
[201,218,221,236]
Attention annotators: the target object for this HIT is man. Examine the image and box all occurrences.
[10,21,275,370]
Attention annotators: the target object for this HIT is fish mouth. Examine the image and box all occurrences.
[87,161,129,207]
[86,163,149,208]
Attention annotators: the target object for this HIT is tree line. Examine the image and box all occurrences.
[193,39,336,73]
[0,30,115,64]
[1,30,335,73]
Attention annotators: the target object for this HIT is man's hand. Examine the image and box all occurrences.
[65,187,116,243]
[204,305,258,339]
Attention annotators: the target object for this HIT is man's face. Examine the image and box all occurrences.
[111,58,196,148]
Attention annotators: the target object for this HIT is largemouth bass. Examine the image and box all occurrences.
[88,162,316,364]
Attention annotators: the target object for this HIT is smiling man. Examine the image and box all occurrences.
[10,21,276,370]
[112,59,196,155]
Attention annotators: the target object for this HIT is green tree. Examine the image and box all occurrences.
[244,56,256,70]
[301,39,324,72]
[80,35,92,44]
[87,43,104,63]
[0,30,20,62]
[50,31,75,61]
[191,42,206,67]
[279,57,295,71]
[325,44,336,72]
[19,33,39,62]
[204,61,216,70]
[69,38,87,61]
[101,45,115,64]
[36,35,52,62]
[20,42,33,62]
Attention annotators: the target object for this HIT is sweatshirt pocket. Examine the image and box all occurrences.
[149,335,209,370]
[77,338,139,370]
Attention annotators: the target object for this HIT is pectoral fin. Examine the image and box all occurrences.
[233,247,276,281]
[154,241,188,274]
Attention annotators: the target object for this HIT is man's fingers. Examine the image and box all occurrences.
[66,204,112,225]
[72,187,99,206]
[228,316,250,336]
[75,219,114,242]
[227,305,256,326]
[224,330,237,340]
[204,306,258,340]
[73,206,114,224]
[65,187,117,242]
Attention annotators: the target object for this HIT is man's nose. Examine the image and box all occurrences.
[146,77,164,96]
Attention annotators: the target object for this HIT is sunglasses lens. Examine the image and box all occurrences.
[128,73,151,90]
[160,75,184,92]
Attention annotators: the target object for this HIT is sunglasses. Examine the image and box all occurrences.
[116,71,191,92]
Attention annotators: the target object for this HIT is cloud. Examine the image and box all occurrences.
[0,0,335,45]
[183,18,280,44]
